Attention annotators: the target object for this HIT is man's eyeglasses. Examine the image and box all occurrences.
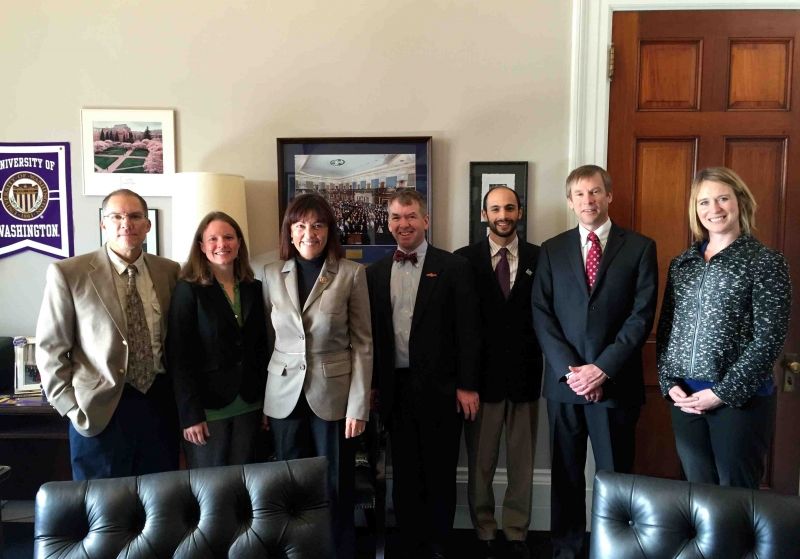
[103,212,147,224]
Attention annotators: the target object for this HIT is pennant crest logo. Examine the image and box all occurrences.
[0,143,73,259]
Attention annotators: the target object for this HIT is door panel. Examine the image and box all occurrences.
[638,41,702,110]
[724,138,787,248]
[608,9,800,494]
[728,40,792,110]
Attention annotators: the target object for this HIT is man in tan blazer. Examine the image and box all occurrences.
[36,189,180,480]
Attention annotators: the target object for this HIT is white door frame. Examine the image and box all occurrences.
[569,0,800,169]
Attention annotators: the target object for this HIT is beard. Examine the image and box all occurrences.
[488,219,517,238]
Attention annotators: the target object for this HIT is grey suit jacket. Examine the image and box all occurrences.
[35,247,179,436]
[262,257,372,422]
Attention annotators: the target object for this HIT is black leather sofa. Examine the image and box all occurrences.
[590,470,800,559]
[34,457,333,559]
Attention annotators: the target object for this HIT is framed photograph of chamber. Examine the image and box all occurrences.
[277,137,432,263]
[469,161,528,244]
[81,108,176,197]
[13,336,40,396]
[99,208,159,255]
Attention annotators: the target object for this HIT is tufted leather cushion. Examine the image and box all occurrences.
[34,457,333,559]
[590,471,800,559]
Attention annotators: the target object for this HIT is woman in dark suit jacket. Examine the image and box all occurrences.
[167,211,268,468]
[262,194,372,559]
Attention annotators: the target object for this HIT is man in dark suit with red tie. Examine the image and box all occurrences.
[367,189,480,559]
[532,165,658,559]
[455,186,542,559]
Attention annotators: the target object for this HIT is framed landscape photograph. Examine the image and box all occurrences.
[469,161,528,244]
[277,137,432,263]
[81,108,176,197]
[99,208,159,255]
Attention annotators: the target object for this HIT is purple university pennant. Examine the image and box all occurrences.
[0,142,73,259]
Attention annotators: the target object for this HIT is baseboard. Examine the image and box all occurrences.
[454,467,593,531]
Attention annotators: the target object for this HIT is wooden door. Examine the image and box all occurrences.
[607,9,800,494]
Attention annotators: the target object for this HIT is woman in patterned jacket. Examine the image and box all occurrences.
[656,167,791,489]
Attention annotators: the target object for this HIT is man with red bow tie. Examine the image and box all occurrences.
[367,189,480,559]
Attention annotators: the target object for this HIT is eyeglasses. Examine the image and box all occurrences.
[103,212,147,224]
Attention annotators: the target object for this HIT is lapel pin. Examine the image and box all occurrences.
[525,269,533,276]
[425,272,438,278]
[319,276,329,284]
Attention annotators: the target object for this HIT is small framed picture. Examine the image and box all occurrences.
[13,336,41,396]
[99,208,159,255]
[469,161,528,244]
[277,137,432,263]
[81,108,176,197]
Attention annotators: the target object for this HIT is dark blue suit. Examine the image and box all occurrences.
[532,223,657,558]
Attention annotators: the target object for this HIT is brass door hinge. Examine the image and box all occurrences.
[608,43,615,81]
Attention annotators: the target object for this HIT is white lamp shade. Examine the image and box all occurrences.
[171,172,249,262]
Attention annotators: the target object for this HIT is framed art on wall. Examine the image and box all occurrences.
[13,336,40,396]
[99,208,159,255]
[277,137,432,263]
[469,161,528,244]
[81,108,176,197]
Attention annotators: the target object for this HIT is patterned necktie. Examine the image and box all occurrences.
[393,250,418,264]
[125,265,155,393]
[496,247,510,299]
[585,231,602,289]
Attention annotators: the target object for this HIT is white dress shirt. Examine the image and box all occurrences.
[390,239,428,369]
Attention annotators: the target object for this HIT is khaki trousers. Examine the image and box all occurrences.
[465,399,539,541]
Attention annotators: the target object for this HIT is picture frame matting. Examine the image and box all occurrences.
[81,108,176,197]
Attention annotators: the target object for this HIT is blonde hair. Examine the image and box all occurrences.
[688,167,757,241]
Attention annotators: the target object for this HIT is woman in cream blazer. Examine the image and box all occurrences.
[262,194,371,559]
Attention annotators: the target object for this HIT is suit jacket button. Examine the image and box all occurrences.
[299,335,305,340]
[122,340,127,346]
[300,364,306,370]
[119,369,125,374]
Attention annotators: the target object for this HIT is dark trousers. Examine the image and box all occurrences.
[389,369,463,558]
[547,400,639,559]
[269,392,355,559]
[68,374,179,480]
[183,409,261,469]
[671,394,775,489]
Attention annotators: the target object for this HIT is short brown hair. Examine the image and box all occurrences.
[279,194,343,261]
[179,211,255,285]
[101,188,149,214]
[565,165,612,198]
[688,167,757,242]
[387,189,427,215]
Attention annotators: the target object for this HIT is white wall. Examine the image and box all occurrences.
[1,0,574,518]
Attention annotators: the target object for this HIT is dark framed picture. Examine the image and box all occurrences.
[277,137,432,263]
[99,208,159,255]
[469,161,528,244]
[13,336,40,396]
